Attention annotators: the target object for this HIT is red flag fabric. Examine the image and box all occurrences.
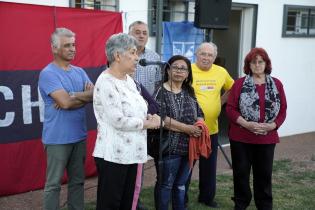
[0,2,122,196]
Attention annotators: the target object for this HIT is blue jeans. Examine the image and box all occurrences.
[159,155,191,210]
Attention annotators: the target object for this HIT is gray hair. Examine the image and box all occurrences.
[106,33,138,65]
[196,42,218,57]
[128,20,148,33]
[51,28,75,48]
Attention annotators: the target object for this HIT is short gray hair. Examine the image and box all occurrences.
[128,20,147,33]
[51,28,75,48]
[106,33,137,65]
[196,42,218,57]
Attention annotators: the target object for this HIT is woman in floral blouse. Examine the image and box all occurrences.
[92,33,160,210]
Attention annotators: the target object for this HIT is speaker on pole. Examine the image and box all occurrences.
[194,0,232,29]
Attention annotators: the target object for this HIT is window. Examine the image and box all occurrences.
[148,0,195,36]
[283,5,315,37]
[71,0,118,11]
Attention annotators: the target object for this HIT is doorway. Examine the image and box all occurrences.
[212,4,257,144]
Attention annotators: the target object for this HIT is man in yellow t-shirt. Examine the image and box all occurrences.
[190,42,234,208]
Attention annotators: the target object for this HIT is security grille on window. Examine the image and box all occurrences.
[283,5,315,37]
[71,0,118,11]
[148,0,195,36]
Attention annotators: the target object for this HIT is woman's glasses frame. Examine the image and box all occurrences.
[170,65,189,73]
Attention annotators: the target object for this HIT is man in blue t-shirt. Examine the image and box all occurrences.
[38,28,94,210]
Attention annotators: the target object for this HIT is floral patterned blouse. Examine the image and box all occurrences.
[93,72,148,164]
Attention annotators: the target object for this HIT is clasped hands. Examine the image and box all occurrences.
[186,125,202,138]
[145,114,162,129]
[245,121,276,136]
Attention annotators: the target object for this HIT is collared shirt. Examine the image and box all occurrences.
[135,48,161,96]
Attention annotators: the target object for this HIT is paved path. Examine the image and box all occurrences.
[0,132,314,210]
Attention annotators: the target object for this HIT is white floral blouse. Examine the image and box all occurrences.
[93,72,148,164]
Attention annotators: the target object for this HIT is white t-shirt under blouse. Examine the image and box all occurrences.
[93,72,148,164]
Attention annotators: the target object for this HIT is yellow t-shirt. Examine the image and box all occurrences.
[192,63,234,134]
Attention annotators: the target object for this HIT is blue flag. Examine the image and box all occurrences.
[163,21,204,62]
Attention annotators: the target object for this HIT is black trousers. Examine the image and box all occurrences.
[94,157,138,210]
[198,134,219,202]
[230,141,275,210]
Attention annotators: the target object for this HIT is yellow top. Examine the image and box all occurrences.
[192,63,234,134]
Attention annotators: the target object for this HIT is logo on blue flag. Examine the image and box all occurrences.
[172,42,196,61]
[163,22,204,62]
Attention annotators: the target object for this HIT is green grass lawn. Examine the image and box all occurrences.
[78,159,315,210]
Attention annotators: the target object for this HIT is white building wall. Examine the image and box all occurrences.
[119,0,148,32]
[234,0,315,137]
[119,0,158,51]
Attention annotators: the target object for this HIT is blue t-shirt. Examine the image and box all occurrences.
[38,63,91,145]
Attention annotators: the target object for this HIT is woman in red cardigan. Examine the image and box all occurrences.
[226,48,287,210]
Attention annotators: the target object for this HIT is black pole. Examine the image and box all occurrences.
[218,142,232,168]
[156,63,168,210]
[204,28,213,42]
[156,0,163,54]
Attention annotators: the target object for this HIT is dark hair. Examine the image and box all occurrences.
[243,47,272,75]
[164,55,195,97]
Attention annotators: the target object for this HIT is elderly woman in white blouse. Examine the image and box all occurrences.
[93,33,161,210]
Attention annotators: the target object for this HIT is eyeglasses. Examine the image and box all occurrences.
[250,60,265,65]
[170,65,189,72]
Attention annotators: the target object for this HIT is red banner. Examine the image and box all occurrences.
[0,2,122,196]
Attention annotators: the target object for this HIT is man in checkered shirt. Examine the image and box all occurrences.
[129,21,161,96]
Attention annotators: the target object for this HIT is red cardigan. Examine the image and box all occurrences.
[226,76,287,144]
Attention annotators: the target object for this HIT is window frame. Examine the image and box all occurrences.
[282,4,315,38]
[148,0,194,36]
[69,0,119,11]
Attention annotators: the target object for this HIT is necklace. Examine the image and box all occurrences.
[173,91,184,119]
[166,81,182,94]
